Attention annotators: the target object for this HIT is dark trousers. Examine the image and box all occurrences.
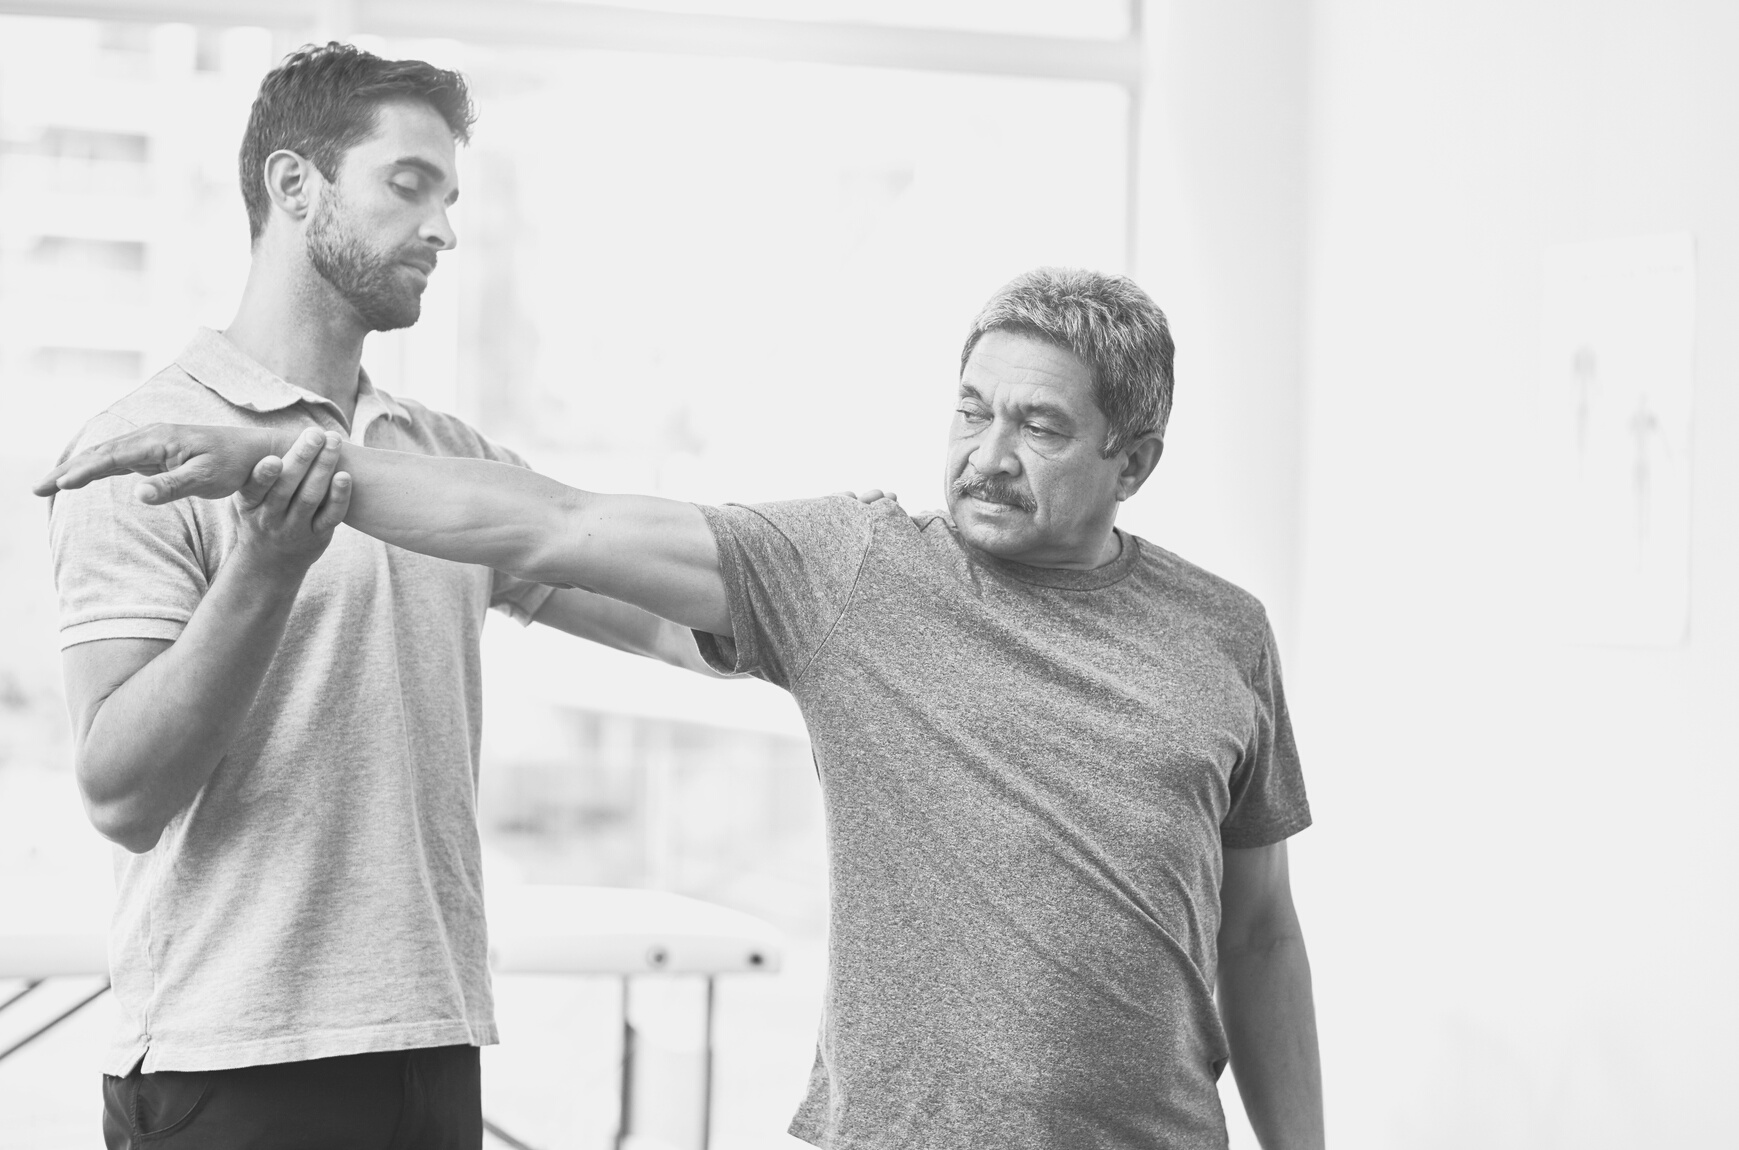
[102,1045,481,1150]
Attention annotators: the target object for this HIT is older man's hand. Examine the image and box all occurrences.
[33,423,288,505]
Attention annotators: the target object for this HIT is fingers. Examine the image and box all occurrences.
[288,432,343,524]
[31,462,73,497]
[235,457,286,511]
[35,449,125,496]
[263,428,329,519]
[135,462,205,506]
[310,472,352,534]
[34,424,175,494]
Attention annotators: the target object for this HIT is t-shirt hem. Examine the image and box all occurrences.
[1222,811,1313,850]
[60,615,188,650]
[108,1018,498,1075]
[786,1117,823,1148]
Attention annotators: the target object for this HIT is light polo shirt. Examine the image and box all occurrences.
[47,328,554,1074]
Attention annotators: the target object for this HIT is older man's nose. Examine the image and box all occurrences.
[968,420,1021,476]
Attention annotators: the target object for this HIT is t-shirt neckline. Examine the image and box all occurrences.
[961,526,1141,591]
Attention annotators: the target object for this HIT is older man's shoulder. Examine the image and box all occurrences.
[1128,536,1271,630]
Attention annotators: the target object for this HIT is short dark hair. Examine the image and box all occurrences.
[239,42,475,241]
[961,268,1176,457]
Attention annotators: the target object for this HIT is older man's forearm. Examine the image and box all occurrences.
[1218,934,1324,1150]
[38,423,730,632]
[333,444,573,582]
[327,442,729,632]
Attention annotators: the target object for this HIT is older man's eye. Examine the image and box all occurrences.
[956,406,989,423]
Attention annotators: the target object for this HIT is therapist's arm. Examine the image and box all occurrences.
[531,587,726,676]
[37,422,731,635]
[63,430,351,852]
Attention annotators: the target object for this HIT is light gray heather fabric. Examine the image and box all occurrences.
[694,495,1310,1150]
[48,329,553,1074]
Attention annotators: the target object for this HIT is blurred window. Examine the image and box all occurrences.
[583,0,1132,38]
[28,346,144,379]
[0,0,1134,938]
[30,236,145,272]
[0,10,1141,1141]
[34,127,150,163]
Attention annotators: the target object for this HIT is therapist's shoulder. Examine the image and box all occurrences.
[64,363,245,456]
[378,396,536,467]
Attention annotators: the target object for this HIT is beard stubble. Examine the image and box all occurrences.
[305,192,425,332]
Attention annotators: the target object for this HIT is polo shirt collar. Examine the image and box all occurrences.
[175,327,414,430]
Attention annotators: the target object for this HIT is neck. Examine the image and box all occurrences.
[1046,525,1123,570]
[224,236,371,426]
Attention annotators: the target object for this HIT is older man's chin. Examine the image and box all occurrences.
[951,501,1037,558]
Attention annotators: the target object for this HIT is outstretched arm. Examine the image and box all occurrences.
[1218,840,1324,1150]
[38,423,731,635]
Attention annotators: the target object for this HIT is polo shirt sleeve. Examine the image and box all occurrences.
[49,412,212,650]
[1221,616,1313,849]
[692,496,878,690]
[473,439,557,625]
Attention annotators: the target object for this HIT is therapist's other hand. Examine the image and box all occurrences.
[233,428,352,572]
[839,489,898,505]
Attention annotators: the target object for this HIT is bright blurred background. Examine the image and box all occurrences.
[0,1,1735,1148]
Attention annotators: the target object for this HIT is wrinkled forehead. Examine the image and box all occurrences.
[960,329,1099,412]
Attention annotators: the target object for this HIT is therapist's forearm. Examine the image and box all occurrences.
[1218,934,1324,1150]
[75,549,307,851]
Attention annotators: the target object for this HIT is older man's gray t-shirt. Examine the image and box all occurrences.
[695,496,1310,1150]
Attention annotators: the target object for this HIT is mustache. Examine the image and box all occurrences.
[951,473,1036,512]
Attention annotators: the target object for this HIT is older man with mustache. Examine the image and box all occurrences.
[42,267,1325,1150]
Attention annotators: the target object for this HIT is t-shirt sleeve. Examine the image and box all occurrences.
[1221,617,1312,849]
[49,412,212,650]
[691,496,878,689]
[473,437,557,625]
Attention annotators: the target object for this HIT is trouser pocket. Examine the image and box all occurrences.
[102,1068,213,1145]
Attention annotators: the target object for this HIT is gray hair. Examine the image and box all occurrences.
[960,268,1175,457]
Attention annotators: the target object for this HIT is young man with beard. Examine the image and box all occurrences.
[45,44,707,1148]
[46,268,1326,1149]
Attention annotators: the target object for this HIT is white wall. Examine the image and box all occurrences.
[1125,0,1312,647]
[1295,1,1738,1145]
[1136,0,1737,1143]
